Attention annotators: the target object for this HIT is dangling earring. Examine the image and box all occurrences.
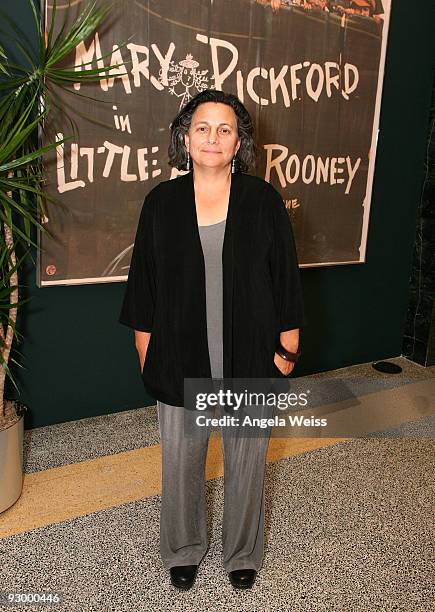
[186,151,191,171]
[231,157,236,174]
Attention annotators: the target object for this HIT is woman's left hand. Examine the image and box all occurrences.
[273,352,295,376]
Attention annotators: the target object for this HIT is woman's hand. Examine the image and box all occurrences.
[134,330,151,372]
[274,328,300,375]
[274,352,295,376]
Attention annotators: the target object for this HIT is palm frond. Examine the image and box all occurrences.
[0,0,115,400]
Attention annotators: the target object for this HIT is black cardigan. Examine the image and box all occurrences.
[119,170,306,406]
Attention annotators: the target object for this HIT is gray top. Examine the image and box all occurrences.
[198,218,226,379]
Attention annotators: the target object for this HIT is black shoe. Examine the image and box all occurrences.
[169,564,198,590]
[228,569,257,589]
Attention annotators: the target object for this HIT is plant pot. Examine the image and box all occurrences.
[0,400,27,513]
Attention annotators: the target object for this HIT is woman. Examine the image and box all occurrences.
[119,89,306,591]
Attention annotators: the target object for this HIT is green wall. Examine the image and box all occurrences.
[2,1,434,428]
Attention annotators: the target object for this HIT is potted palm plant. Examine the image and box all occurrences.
[0,0,117,512]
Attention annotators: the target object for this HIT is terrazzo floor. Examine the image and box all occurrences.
[0,357,434,612]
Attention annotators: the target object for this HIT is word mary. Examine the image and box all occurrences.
[73,33,360,106]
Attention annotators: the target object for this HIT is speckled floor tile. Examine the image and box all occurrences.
[0,436,433,611]
[23,406,161,474]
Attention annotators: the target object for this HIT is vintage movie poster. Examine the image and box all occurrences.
[39,0,392,285]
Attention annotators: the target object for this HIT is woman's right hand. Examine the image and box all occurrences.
[134,330,152,373]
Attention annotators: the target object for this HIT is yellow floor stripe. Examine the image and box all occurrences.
[0,435,345,538]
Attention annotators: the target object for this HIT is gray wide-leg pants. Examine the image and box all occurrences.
[157,397,274,573]
[156,218,276,572]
